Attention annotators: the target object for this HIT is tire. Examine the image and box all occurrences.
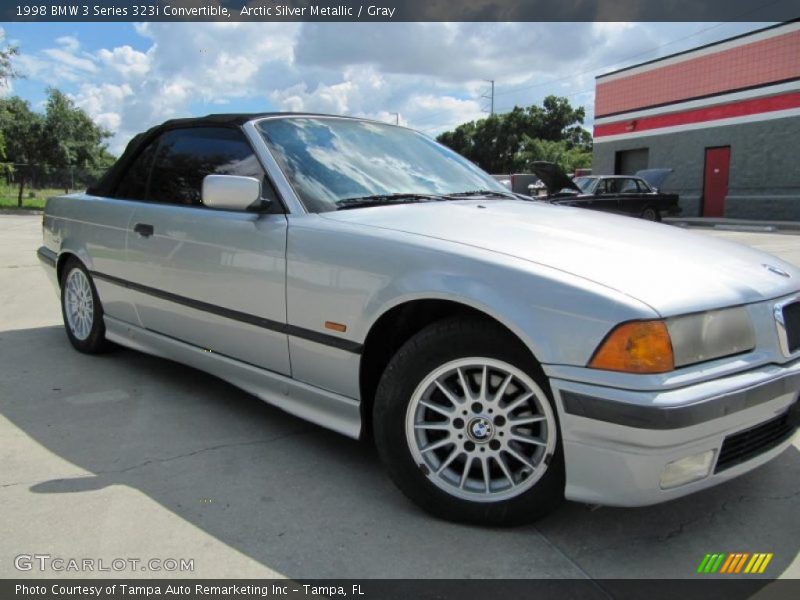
[373,317,565,526]
[60,257,112,354]
[641,206,661,221]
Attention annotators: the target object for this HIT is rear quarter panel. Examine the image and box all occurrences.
[44,194,138,323]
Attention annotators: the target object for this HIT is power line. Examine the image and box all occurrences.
[481,80,495,115]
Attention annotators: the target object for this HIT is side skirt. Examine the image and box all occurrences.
[104,316,362,439]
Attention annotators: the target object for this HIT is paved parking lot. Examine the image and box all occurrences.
[1,214,799,581]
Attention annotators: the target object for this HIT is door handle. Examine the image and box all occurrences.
[133,223,154,237]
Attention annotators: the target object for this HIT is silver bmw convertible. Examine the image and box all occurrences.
[38,113,800,525]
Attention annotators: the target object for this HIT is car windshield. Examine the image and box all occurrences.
[257,117,509,212]
[573,177,597,193]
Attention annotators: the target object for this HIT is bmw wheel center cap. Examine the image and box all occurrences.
[467,417,494,443]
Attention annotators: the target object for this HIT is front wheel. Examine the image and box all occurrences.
[373,317,564,526]
[60,258,112,354]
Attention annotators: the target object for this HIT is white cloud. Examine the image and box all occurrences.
[277,80,357,114]
[40,35,98,75]
[404,94,484,133]
[42,47,97,73]
[69,82,132,137]
[270,66,387,116]
[55,35,80,52]
[97,45,150,79]
[11,21,769,154]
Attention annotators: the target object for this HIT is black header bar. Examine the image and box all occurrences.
[3,0,800,22]
[5,578,799,600]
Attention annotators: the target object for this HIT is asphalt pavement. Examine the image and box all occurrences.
[1,214,799,582]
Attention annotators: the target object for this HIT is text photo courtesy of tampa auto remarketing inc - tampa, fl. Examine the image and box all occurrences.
[1,1,800,598]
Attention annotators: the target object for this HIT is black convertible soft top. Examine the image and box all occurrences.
[87,112,352,197]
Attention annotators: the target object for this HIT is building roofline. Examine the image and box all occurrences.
[596,20,797,80]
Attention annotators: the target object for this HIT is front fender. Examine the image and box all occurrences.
[287,216,657,367]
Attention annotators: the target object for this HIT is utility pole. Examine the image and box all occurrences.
[482,80,495,115]
[390,112,400,125]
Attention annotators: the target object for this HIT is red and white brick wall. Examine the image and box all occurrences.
[594,22,800,142]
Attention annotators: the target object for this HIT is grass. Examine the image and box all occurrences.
[0,187,66,210]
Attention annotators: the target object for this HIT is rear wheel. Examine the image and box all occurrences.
[641,206,660,221]
[373,317,564,526]
[60,258,111,353]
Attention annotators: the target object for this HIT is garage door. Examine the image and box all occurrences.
[615,148,650,175]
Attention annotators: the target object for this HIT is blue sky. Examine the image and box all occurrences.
[1,21,768,154]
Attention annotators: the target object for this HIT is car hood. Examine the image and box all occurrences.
[323,200,799,315]
[636,168,673,190]
[529,161,581,194]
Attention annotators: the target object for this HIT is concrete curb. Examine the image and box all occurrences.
[664,217,800,233]
[0,208,43,215]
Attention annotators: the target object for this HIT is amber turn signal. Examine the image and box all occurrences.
[589,320,674,374]
[324,321,347,333]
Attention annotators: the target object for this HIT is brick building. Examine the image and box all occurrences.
[592,21,800,220]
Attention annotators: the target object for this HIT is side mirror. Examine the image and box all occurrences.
[202,175,261,211]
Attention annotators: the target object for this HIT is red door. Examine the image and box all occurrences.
[703,146,730,217]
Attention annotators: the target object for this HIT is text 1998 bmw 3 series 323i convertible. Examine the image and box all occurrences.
[38,113,800,525]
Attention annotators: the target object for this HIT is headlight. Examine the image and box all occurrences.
[667,306,755,367]
[589,307,754,374]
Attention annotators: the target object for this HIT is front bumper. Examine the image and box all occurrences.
[550,359,800,506]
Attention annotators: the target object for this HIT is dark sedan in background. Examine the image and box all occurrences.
[530,161,681,221]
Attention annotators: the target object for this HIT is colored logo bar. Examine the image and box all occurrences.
[697,553,773,574]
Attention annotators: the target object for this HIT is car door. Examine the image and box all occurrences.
[592,179,621,213]
[617,177,647,216]
[122,126,291,375]
[87,137,162,327]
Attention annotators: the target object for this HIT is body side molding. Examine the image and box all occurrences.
[92,271,363,354]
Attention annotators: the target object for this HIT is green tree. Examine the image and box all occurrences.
[0,97,45,206]
[0,42,19,86]
[530,95,592,148]
[436,95,592,173]
[518,137,592,175]
[0,34,21,164]
[41,88,111,192]
[0,88,112,205]
[437,120,477,160]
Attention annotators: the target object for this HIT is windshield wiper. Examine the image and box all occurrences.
[445,190,517,199]
[335,193,447,210]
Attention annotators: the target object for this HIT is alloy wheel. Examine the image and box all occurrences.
[64,268,95,341]
[405,357,557,502]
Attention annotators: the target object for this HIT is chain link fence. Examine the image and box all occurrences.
[3,163,108,192]
[1,163,110,207]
